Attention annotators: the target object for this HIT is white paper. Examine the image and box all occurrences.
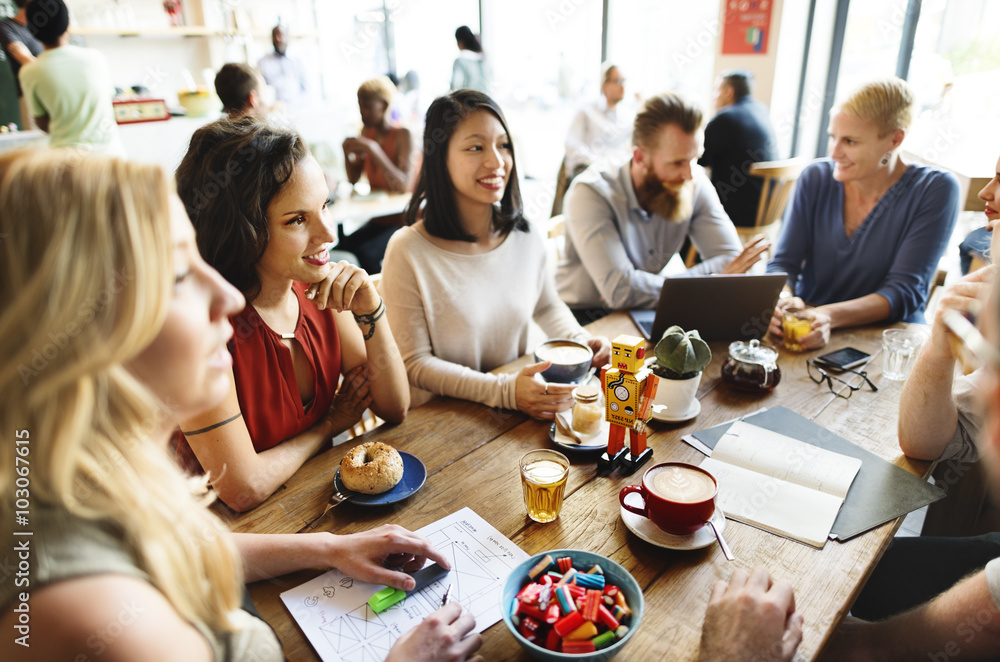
[280,507,529,661]
[701,421,862,548]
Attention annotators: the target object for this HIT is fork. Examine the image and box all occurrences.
[321,484,357,518]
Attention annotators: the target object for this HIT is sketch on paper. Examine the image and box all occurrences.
[281,507,529,662]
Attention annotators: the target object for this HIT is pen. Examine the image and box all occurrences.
[440,583,452,606]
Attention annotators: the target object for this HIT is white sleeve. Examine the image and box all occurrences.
[381,238,517,410]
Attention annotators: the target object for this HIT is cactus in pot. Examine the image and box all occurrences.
[653,325,712,380]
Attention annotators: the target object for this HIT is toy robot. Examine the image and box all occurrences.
[598,334,658,474]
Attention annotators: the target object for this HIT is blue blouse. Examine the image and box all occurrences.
[766,159,959,323]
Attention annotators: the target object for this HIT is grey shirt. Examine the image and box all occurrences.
[555,161,743,310]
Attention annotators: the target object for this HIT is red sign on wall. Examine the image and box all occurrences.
[722,0,773,55]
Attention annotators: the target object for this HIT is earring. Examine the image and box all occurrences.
[880,152,891,167]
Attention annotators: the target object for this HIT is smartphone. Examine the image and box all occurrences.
[815,347,871,370]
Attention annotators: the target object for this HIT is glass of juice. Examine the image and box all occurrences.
[782,306,817,352]
[519,449,570,523]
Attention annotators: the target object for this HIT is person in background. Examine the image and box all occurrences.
[380,90,611,418]
[340,75,420,274]
[699,69,778,228]
[563,62,635,183]
[0,0,42,129]
[0,149,482,662]
[18,0,122,155]
[767,77,959,350]
[555,92,768,323]
[451,25,488,93]
[175,118,410,512]
[214,62,264,120]
[258,24,309,106]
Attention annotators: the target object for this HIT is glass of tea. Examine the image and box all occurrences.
[782,305,817,352]
[519,449,570,523]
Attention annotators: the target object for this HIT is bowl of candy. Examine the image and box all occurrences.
[501,549,643,661]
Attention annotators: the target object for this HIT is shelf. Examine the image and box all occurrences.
[71,26,317,39]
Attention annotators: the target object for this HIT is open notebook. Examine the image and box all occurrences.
[701,420,862,548]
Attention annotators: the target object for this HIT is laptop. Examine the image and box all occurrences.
[628,273,788,343]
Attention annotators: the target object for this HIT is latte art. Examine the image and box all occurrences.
[537,342,592,366]
[649,465,716,503]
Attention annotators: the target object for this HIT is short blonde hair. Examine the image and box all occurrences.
[837,77,914,137]
[358,75,396,107]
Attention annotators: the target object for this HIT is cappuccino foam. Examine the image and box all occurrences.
[537,342,591,366]
[649,465,716,503]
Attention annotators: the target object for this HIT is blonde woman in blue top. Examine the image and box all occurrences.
[767,77,960,350]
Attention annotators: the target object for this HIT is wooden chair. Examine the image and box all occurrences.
[925,268,948,318]
[736,158,809,254]
[550,157,570,217]
[348,271,384,438]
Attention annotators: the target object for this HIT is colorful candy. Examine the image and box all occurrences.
[511,557,634,655]
[528,554,554,580]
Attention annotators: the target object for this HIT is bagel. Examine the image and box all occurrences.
[340,441,404,494]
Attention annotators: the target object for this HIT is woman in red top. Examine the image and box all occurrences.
[175,118,410,511]
[340,76,420,273]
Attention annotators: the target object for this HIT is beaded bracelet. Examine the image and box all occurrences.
[353,298,386,340]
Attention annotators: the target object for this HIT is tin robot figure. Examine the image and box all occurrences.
[598,334,658,474]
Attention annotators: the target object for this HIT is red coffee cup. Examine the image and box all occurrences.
[619,462,718,535]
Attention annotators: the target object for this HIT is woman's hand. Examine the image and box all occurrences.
[306,261,381,316]
[328,525,450,591]
[385,602,483,662]
[324,363,373,437]
[768,296,805,339]
[342,136,375,157]
[722,235,770,274]
[514,362,575,420]
[794,311,831,350]
[586,336,612,368]
[928,265,997,360]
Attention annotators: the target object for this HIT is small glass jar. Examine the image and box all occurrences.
[571,384,603,436]
[721,339,781,392]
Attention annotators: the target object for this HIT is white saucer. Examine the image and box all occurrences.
[619,496,726,551]
[650,398,701,423]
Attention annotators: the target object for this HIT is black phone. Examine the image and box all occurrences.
[815,347,871,370]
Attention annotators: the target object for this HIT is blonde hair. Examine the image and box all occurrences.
[837,77,914,137]
[0,150,242,632]
[358,75,396,107]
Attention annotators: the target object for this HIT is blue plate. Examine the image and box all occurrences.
[334,451,426,506]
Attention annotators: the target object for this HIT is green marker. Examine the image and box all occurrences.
[368,563,451,614]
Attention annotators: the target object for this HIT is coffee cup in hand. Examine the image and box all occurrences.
[619,462,717,535]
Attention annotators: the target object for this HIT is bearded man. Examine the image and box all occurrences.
[556,93,767,323]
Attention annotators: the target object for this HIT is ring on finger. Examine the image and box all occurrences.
[544,383,549,395]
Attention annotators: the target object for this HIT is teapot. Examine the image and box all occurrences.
[721,339,781,392]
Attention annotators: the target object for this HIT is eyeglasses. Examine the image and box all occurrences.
[806,360,878,399]
[943,308,1000,374]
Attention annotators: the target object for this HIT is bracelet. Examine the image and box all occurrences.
[353,298,386,340]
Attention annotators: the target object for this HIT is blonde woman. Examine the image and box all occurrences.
[767,77,960,349]
[0,150,481,662]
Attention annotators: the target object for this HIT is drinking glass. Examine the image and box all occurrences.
[882,328,926,381]
[519,449,569,523]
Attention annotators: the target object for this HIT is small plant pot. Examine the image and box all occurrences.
[652,371,702,419]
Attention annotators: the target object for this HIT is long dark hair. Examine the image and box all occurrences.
[455,26,481,53]
[405,90,527,242]
[175,117,308,300]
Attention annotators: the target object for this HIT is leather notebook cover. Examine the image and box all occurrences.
[689,406,945,541]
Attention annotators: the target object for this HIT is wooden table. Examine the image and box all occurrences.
[216,314,930,661]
